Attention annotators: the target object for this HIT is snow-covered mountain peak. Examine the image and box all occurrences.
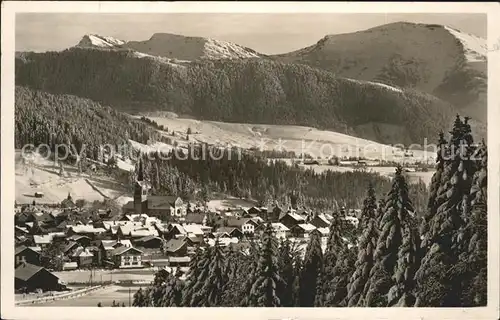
[202,38,261,59]
[76,34,126,48]
[444,26,487,62]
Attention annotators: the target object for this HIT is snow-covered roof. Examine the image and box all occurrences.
[206,237,239,247]
[271,223,290,232]
[33,234,53,244]
[317,227,330,235]
[69,225,106,234]
[183,224,204,236]
[296,223,317,232]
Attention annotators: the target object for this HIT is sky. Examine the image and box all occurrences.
[16,13,486,54]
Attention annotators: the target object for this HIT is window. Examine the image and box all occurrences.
[132,256,138,261]
[132,262,138,265]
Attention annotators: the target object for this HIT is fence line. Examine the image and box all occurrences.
[15,285,111,306]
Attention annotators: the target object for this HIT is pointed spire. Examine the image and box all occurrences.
[137,158,144,182]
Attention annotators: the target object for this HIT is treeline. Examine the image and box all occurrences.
[131,147,429,213]
[15,48,468,145]
[14,86,167,160]
[133,115,487,307]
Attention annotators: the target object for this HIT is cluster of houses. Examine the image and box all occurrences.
[14,163,360,293]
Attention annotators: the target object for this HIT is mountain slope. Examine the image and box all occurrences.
[15,47,474,145]
[273,22,487,122]
[14,85,166,159]
[74,33,264,61]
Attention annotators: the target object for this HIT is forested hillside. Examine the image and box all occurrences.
[15,47,468,145]
[15,86,166,160]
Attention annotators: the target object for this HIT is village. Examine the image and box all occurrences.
[14,161,360,301]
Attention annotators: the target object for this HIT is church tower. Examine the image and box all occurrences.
[134,159,148,215]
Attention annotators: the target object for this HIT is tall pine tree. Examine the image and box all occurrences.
[182,246,211,306]
[277,238,297,307]
[455,141,488,306]
[247,222,284,307]
[415,115,478,307]
[190,238,227,306]
[347,183,379,306]
[300,230,324,307]
[362,166,418,307]
[316,214,353,307]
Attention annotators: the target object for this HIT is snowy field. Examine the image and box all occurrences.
[15,150,129,204]
[142,115,434,163]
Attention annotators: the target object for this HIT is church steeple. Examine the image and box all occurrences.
[137,158,144,182]
[134,157,148,215]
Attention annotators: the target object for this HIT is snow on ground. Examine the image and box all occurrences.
[365,81,403,93]
[15,150,128,204]
[35,285,137,307]
[345,78,403,93]
[131,52,188,68]
[444,26,487,62]
[206,197,257,212]
[145,116,430,163]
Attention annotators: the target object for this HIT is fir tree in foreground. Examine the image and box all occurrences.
[420,131,447,240]
[316,214,353,307]
[455,141,488,306]
[221,246,252,306]
[160,270,185,307]
[362,166,418,307]
[132,287,146,307]
[347,183,379,306]
[299,230,324,307]
[415,115,478,307]
[247,223,284,307]
[191,238,227,306]
[277,238,299,307]
[182,246,211,306]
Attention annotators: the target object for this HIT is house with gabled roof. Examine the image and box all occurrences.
[290,223,317,238]
[110,246,143,269]
[271,223,290,239]
[15,246,41,267]
[66,235,92,247]
[309,213,331,228]
[214,227,244,239]
[163,238,188,257]
[33,234,53,249]
[279,211,307,229]
[116,224,159,239]
[224,217,257,235]
[71,247,94,268]
[62,241,80,256]
[134,235,163,249]
[97,239,132,266]
[15,262,62,292]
